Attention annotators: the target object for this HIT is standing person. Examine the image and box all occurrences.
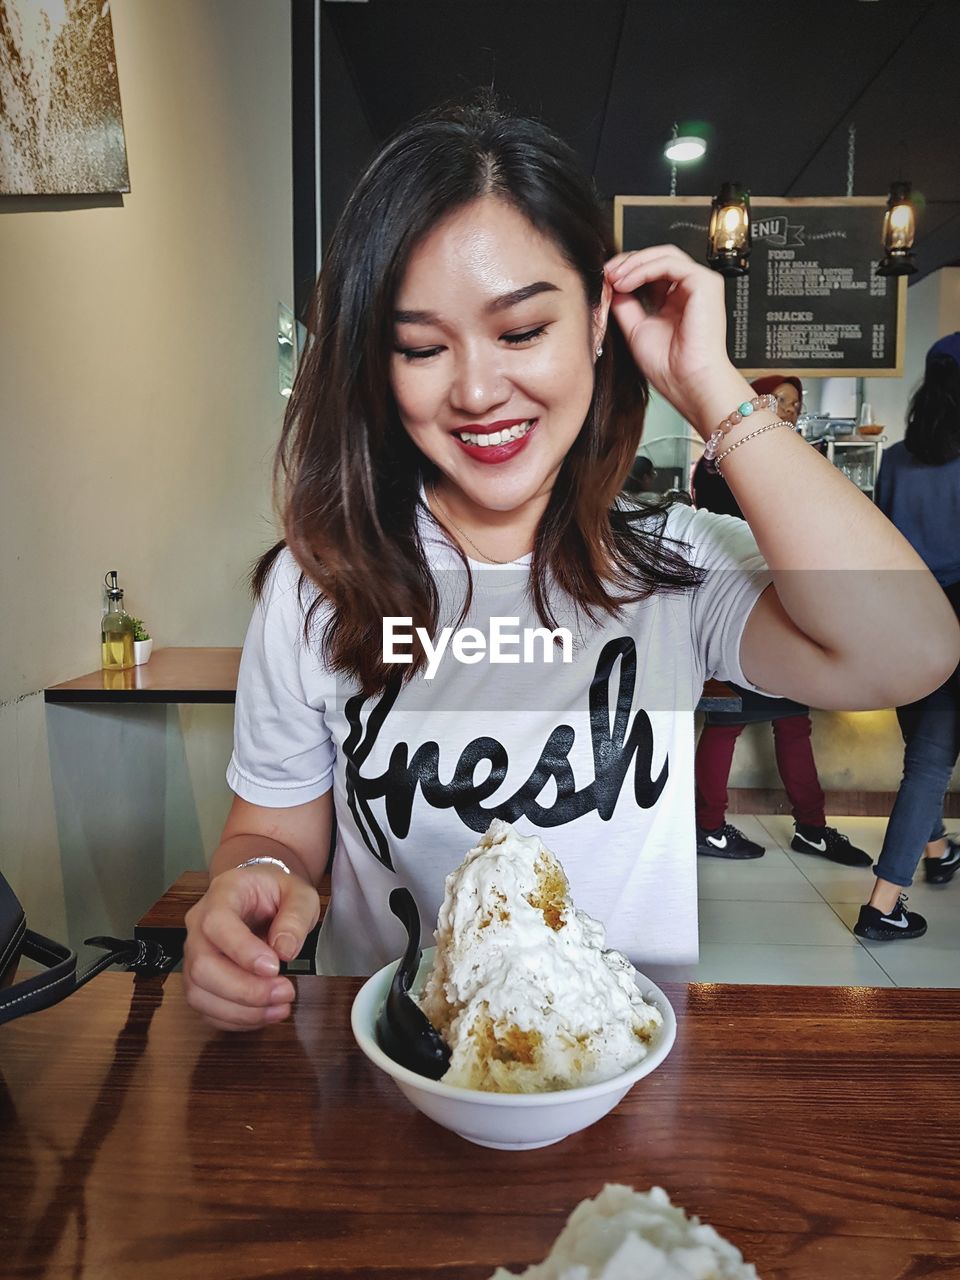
[181,102,957,1030]
[854,335,960,941]
[690,377,871,866]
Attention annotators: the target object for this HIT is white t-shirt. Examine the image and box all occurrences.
[227,502,773,975]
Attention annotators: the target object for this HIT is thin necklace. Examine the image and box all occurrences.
[429,488,520,565]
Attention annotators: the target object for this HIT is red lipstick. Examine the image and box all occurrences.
[452,417,538,464]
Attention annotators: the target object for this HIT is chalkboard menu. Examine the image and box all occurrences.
[614,197,906,376]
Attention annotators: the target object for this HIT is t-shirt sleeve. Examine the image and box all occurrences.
[671,505,778,695]
[226,550,336,807]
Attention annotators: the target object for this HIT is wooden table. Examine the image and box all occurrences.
[44,648,743,712]
[2,975,958,1278]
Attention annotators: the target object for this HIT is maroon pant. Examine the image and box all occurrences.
[694,715,826,830]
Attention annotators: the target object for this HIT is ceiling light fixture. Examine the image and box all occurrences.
[707,182,751,277]
[876,181,918,277]
[664,135,707,163]
[665,122,707,197]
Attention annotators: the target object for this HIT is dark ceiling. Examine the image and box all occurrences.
[318,0,960,283]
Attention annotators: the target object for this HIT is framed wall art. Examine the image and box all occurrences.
[0,0,129,195]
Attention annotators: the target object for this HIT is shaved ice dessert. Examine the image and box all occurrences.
[488,1184,760,1280]
[416,819,663,1093]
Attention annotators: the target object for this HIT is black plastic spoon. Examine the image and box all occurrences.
[375,887,451,1080]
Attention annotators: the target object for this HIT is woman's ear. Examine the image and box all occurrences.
[593,278,613,355]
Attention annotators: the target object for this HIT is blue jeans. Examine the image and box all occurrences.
[875,667,960,888]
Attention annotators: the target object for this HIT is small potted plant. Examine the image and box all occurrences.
[130,618,153,666]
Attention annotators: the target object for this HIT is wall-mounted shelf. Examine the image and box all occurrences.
[45,647,240,705]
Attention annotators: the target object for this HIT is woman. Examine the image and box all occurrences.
[690,377,871,867]
[183,103,958,1030]
[854,335,960,941]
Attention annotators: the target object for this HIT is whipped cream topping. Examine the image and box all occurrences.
[488,1184,760,1280]
[416,819,663,1092]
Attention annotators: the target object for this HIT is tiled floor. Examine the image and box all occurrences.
[645,814,960,988]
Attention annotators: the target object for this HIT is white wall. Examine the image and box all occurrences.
[0,0,292,944]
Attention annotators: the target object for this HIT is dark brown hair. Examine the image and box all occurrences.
[905,353,960,465]
[255,101,703,694]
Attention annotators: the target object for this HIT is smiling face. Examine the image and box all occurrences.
[390,196,609,522]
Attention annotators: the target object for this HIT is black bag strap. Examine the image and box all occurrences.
[0,925,77,1025]
[0,874,173,1027]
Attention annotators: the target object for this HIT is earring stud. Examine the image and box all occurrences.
[595,343,603,358]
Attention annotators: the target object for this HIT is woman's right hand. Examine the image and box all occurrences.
[183,864,321,1031]
[604,244,749,432]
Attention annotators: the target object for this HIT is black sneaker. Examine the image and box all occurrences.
[791,823,872,867]
[853,894,927,941]
[696,823,765,859]
[923,837,960,885]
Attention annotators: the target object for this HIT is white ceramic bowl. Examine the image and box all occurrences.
[350,947,677,1150]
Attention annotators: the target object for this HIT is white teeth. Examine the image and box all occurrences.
[457,419,535,446]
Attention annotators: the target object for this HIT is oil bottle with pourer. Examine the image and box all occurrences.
[101,570,135,670]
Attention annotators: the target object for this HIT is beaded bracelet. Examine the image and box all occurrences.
[702,393,778,470]
[714,419,794,475]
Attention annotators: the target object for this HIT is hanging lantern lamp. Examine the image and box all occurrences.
[707,182,751,277]
[876,181,918,276]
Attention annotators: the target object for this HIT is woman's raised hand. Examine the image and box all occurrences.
[183,865,320,1031]
[605,245,745,432]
